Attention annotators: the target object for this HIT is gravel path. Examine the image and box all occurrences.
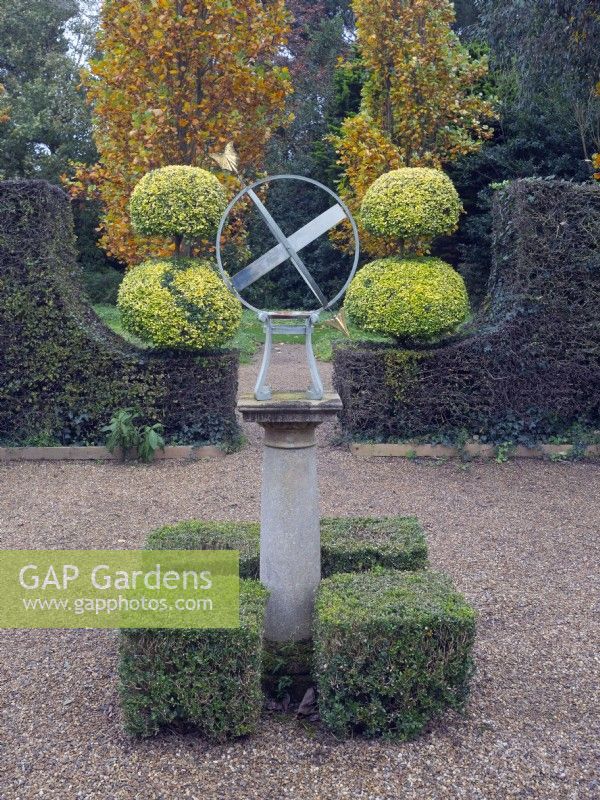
[1,345,599,799]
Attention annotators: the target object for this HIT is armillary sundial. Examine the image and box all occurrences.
[215,173,360,401]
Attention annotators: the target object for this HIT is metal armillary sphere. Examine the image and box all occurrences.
[215,165,360,401]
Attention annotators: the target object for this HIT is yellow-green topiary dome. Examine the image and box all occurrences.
[345,257,470,343]
[129,166,227,241]
[360,168,462,242]
[117,259,242,350]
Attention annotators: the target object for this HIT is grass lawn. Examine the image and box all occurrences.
[93,305,389,363]
[93,304,147,348]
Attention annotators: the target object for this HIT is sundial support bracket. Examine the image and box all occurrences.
[255,311,324,402]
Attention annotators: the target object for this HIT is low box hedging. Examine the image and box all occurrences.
[144,518,427,707]
[145,516,428,576]
[313,570,476,740]
[321,516,427,574]
[118,579,268,740]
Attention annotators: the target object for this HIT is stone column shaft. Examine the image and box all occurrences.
[237,393,342,642]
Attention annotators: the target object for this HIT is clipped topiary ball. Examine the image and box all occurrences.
[117,259,242,350]
[129,165,227,241]
[360,168,462,242]
[345,256,470,343]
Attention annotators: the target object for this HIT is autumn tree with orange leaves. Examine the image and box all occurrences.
[332,0,495,256]
[69,0,292,265]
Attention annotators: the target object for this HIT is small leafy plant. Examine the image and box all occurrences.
[549,451,569,462]
[103,409,165,463]
[495,441,514,463]
[103,408,139,453]
[137,423,166,463]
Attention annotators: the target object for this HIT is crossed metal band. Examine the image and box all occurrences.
[216,175,359,314]
[215,175,360,400]
[232,188,341,306]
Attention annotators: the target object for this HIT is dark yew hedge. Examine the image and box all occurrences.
[334,179,600,444]
[0,180,239,446]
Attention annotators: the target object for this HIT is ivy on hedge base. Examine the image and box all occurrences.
[117,259,242,350]
[129,165,227,242]
[314,570,476,740]
[360,168,462,246]
[345,257,470,343]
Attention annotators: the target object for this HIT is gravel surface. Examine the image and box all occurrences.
[1,345,599,799]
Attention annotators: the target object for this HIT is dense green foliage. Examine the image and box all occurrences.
[345,257,470,343]
[0,0,94,181]
[142,514,427,716]
[146,516,428,577]
[447,0,600,301]
[118,580,268,739]
[284,1,598,307]
[453,0,479,31]
[129,166,227,244]
[314,570,476,739]
[2,0,597,312]
[321,516,428,575]
[244,1,352,310]
[347,165,467,347]
[360,168,462,245]
[0,180,239,447]
[117,259,242,350]
[73,198,124,304]
[446,112,596,304]
[335,180,600,444]
[268,1,350,179]
[480,0,598,141]
[0,0,121,292]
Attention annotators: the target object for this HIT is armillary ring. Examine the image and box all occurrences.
[215,174,360,400]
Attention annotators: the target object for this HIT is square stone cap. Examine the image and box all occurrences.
[238,391,343,424]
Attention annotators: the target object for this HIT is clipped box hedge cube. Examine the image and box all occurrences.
[146,516,428,577]
[321,516,427,574]
[118,580,268,740]
[142,518,428,710]
[147,520,260,576]
[314,570,476,740]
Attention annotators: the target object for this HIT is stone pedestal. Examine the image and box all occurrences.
[238,392,342,641]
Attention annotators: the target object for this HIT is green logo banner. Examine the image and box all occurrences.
[0,550,239,629]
